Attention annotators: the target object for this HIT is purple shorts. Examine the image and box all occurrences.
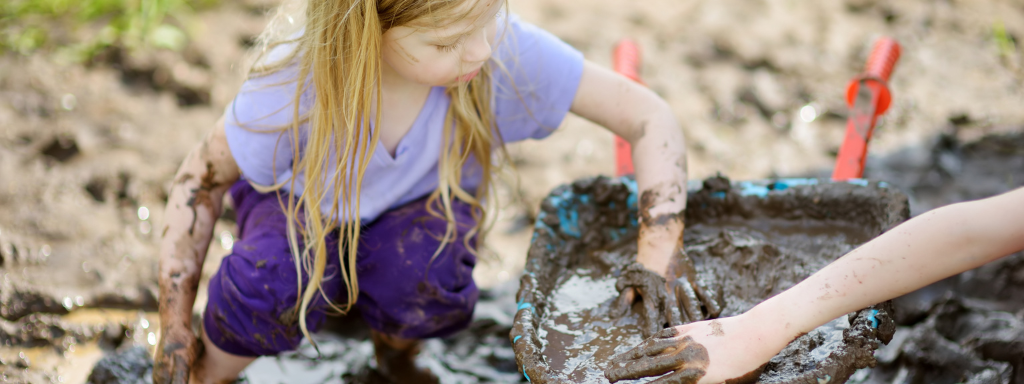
[203,181,479,357]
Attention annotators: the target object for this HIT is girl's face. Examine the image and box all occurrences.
[381,0,504,87]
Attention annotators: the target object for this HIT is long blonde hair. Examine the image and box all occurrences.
[244,0,509,345]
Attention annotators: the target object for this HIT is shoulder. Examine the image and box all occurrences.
[226,38,312,130]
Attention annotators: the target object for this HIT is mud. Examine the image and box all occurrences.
[512,176,906,383]
[87,346,153,384]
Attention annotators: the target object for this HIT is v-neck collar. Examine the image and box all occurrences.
[374,86,444,165]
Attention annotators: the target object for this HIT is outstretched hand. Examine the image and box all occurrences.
[605,316,778,384]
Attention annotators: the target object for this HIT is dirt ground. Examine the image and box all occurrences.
[1,0,1023,382]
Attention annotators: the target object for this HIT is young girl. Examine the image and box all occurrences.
[603,187,1024,384]
[153,0,696,382]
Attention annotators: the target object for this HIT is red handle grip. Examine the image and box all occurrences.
[864,37,900,82]
[613,39,643,84]
[845,37,901,115]
[612,39,643,177]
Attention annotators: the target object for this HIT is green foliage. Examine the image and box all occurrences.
[0,0,220,58]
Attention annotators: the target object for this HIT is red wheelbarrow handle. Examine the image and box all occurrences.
[612,39,643,177]
[832,37,901,181]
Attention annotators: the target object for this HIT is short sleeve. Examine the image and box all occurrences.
[223,63,311,187]
[492,15,585,142]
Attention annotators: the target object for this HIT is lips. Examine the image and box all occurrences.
[459,68,481,82]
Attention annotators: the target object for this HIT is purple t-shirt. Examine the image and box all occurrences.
[223,15,584,222]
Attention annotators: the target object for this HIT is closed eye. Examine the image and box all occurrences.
[436,37,464,53]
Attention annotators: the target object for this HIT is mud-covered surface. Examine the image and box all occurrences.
[511,176,905,383]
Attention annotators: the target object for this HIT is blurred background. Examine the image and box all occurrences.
[1,0,1023,382]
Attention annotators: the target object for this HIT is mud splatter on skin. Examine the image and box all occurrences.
[708,320,723,336]
[184,162,219,236]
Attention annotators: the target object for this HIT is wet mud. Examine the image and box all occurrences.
[87,346,153,384]
[511,175,907,383]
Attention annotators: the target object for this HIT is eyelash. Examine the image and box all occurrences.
[436,38,464,53]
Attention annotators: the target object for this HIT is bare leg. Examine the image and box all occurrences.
[190,326,257,384]
[370,330,439,384]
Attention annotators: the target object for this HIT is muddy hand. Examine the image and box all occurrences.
[612,262,684,338]
[667,249,722,322]
[153,325,202,384]
[605,327,709,383]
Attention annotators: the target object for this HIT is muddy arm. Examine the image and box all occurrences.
[154,118,240,384]
[571,60,711,331]
[569,60,687,276]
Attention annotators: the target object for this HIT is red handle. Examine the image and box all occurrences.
[612,39,643,177]
[833,37,902,181]
[864,37,900,82]
[845,37,901,116]
[613,39,644,85]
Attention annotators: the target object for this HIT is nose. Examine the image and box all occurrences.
[461,28,492,64]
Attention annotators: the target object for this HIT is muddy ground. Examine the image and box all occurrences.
[1,0,1023,382]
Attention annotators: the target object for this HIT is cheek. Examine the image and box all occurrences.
[409,56,461,85]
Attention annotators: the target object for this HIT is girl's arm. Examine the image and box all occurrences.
[605,187,1024,384]
[570,60,687,277]
[153,118,240,384]
[571,61,713,332]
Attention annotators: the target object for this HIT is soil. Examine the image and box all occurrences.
[1,0,1024,382]
[513,176,903,384]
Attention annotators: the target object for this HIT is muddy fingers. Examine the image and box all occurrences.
[610,287,635,318]
[614,262,677,337]
[671,276,703,324]
[649,367,706,384]
[605,334,710,383]
[693,278,722,319]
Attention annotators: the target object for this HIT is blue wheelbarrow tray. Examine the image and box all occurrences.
[510,175,907,384]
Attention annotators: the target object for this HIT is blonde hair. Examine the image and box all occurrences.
[243,0,510,347]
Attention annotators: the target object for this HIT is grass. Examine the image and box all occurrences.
[0,0,221,59]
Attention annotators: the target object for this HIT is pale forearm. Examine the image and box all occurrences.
[752,187,1024,344]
